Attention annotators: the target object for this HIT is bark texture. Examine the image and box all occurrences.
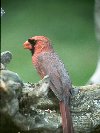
[0,51,100,133]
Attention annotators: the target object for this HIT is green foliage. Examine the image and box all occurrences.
[1,0,97,85]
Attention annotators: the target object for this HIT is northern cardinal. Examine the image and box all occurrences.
[23,36,74,133]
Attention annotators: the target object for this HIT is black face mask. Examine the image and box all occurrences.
[28,39,36,55]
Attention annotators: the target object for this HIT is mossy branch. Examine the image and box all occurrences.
[0,51,100,133]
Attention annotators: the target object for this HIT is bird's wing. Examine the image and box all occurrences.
[37,52,71,103]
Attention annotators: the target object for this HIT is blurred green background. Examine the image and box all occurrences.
[1,0,98,86]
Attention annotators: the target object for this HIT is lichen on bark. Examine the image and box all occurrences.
[0,51,100,133]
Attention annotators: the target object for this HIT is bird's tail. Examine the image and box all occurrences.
[59,101,74,133]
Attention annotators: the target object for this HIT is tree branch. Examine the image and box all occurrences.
[0,51,100,133]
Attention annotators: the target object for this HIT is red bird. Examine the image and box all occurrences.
[23,36,74,133]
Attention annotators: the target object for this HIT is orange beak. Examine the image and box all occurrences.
[23,41,32,49]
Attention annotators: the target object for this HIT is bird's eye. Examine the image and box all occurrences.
[28,39,36,46]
